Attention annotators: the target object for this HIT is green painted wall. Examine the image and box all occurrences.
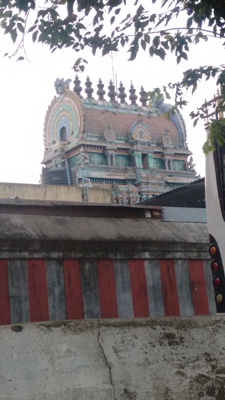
[68,154,79,168]
[115,155,130,167]
[89,152,107,165]
[148,154,154,168]
[153,158,165,169]
[173,160,185,171]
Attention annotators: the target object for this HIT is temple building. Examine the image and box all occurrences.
[41,76,198,203]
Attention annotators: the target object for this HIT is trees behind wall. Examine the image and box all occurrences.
[1,0,225,149]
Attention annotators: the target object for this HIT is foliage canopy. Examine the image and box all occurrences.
[1,0,225,151]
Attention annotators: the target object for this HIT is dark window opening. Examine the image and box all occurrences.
[142,154,148,169]
[60,127,67,142]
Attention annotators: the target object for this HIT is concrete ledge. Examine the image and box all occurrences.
[1,317,225,399]
[0,214,208,243]
[0,182,112,204]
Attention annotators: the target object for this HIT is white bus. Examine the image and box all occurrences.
[206,129,225,312]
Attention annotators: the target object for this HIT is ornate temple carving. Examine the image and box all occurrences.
[54,78,72,100]
[131,122,151,141]
[162,130,172,147]
[41,76,198,200]
[104,129,115,142]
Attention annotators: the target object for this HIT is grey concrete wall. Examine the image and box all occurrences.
[1,317,225,400]
[0,182,111,203]
[0,212,208,246]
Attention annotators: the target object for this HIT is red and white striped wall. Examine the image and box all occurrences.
[0,258,216,325]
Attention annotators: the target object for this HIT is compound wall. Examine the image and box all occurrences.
[0,182,111,203]
[0,202,216,325]
[0,201,222,400]
[1,317,225,400]
[0,257,216,326]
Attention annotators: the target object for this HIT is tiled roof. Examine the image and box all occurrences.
[84,108,180,144]
[141,178,205,208]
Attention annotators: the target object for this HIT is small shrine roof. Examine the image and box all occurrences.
[83,107,180,144]
[44,76,189,153]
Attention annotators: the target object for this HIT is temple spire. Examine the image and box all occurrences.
[129,82,137,105]
[118,81,127,104]
[73,75,82,97]
[85,76,94,99]
[139,86,147,106]
[108,79,116,102]
[97,78,106,101]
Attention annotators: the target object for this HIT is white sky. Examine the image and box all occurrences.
[0,6,224,184]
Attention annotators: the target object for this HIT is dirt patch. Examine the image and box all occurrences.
[122,388,137,400]
[11,325,23,333]
[189,374,225,399]
[40,320,98,334]
[158,331,185,346]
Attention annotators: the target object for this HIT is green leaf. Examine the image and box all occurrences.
[149,13,156,22]
[3,10,12,18]
[37,9,48,18]
[0,20,6,29]
[193,118,199,127]
[129,51,137,61]
[144,34,150,44]
[27,25,36,33]
[120,36,125,46]
[155,16,164,28]
[187,17,192,29]
[153,35,160,48]
[17,22,24,33]
[181,51,188,60]
[76,23,86,30]
[154,47,166,60]
[149,45,154,57]
[141,39,146,50]
[161,40,169,49]
[11,29,17,43]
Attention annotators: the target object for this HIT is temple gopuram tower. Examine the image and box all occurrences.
[41,76,197,203]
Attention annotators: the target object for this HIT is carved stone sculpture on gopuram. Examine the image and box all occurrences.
[41,75,198,203]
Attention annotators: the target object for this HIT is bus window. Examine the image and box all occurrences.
[214,142,225,215]
[205,99,225,313]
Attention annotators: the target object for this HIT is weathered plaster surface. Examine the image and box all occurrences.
[1,317,225,400]
[0,182,111,204]
[0,213,207,243]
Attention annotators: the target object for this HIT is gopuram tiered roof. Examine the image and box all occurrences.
[41,75,198,203]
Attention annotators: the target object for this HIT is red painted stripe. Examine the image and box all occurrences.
[129,260,149,317]
[64,259,84,319]
[96,259,118,318]
[0,260,11,325]
[159,260,180,316]
[188,260,209,315]
[27,259,49,322]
